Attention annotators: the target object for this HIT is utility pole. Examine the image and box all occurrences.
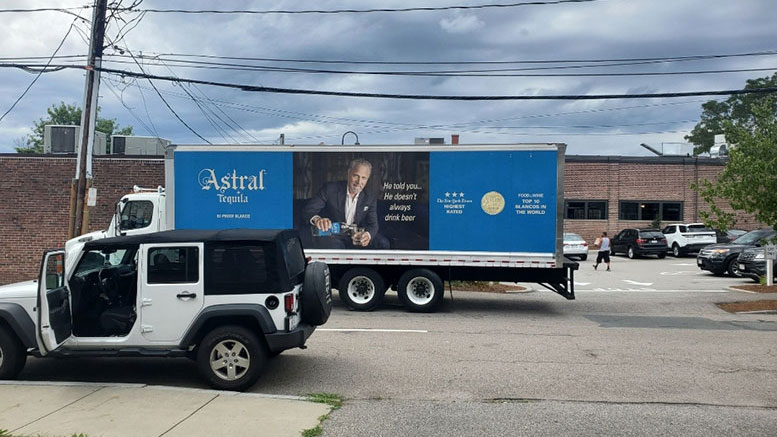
[69,0,107,238]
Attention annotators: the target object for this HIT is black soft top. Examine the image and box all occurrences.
[84,229,296,249]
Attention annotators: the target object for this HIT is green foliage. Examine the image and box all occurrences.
[650,217,662,229]
[301,393,344,437]
[685,73,777,155]
[693,101,777,235]
[15,101,133,154]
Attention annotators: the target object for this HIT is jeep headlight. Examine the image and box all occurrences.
[754,252,765,260]
[711,249,729,256]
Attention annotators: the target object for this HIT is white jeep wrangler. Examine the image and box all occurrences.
[0,229,332,391]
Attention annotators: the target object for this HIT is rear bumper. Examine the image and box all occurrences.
[265,323,315,353]
[682,243,713,253]
[636,246,668,255]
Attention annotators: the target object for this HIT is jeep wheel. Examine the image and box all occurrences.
[397,269,444,313]
[197,325,266,391]
[338,268,386,311]
[0,326,26,380]
[672,244,681,257]
[302,262,332,325]
[725,257,742,278]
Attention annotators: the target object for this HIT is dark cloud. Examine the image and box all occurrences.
[1,0,776,153]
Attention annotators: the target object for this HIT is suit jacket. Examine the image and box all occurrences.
[302,181,379,238]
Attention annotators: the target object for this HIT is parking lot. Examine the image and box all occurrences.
[16,253,777,436]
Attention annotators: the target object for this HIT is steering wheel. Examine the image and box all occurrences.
[98,268,120,304]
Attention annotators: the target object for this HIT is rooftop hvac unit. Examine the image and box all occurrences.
[111,136,171,156]
[44,125,107,155]
[414,137,445,145]
[710,144,729,158]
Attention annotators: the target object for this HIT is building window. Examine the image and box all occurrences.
[565,200,608,220]
[619,201,683,221]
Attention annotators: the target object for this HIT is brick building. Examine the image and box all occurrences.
[0,153,760,285]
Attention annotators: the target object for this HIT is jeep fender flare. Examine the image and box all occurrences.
[0,303,36,349]
[179,304,276,349]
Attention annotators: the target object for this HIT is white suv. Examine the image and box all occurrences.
[662,223,717,257]
[0,229,332,391]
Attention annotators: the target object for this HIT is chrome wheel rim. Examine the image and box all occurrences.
[209,339,250,381]
[347,275,376,304]
[406,277,434,306]
[0,346,4,368]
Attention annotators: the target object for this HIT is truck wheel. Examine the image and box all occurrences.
[725,258,742,278]
[672,244,681,257]
[610,247,616,256]
[196,325,266,391]
[338,268,386,311]
[301,262,332,325]
[397,269,444,313]
[580,254,588,261]
[0,326,27,380]
[657,252,666,259]
[627,246,636,259]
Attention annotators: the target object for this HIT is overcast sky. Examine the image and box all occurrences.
[1,0,775,155]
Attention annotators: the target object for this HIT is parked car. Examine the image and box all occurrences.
[714,228,747,244]
[697,228,776,277]
[0,229,333,391]
[610,228,668,259]
[662,223,717,257]
[737,247,777,283]
[563,233,589,260]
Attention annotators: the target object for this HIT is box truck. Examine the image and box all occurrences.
[16,143,578,313]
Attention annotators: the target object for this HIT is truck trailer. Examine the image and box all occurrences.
[21,143,578,313]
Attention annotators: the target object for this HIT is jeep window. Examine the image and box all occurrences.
[283,237,305,280]
[147,247,199,284]
[205,243,281,295]
[120,200,154,231]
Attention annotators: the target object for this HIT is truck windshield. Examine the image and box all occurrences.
[732,229,776,245]
[120,200,153,231]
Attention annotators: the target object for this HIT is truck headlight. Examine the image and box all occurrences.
[754,252,764,260]
[711,249,729,256]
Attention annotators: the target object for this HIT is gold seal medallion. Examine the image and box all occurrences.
[480,191,505,215]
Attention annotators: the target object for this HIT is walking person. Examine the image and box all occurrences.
[593,231,611,271]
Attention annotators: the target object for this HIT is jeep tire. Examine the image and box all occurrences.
[338,267,386,311]
[301,262,332,325]
[0,325,26,380]
[397,269,445,313]
[196,325,266,391]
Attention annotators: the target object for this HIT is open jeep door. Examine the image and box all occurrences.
[36,250,72,355]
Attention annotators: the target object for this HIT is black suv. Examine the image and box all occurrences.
[697,228,776,277]
[611,228,668,259]
[738,247,777,283]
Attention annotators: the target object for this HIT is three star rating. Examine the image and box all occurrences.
[444,191,465,198]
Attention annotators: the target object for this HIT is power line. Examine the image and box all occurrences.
[116,48,777,67]
[98,57,777,77]
[0,18,79,124]
[111,1,600,15]
[93,66,777,100]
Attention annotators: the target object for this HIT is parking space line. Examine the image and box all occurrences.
[576,289,729,293]
[318,328,428,333]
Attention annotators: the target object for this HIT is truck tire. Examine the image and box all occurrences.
[0,325,26,380]
[397,269,444,313]
[301,262,332,325]
[672,243,681,257]
[338,268,385,311]
[196,325,266,391]
[580,254,588,261]
[627,246,636,259]
[657,252,666,259]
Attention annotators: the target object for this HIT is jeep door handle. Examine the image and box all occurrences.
[176,291,197,300]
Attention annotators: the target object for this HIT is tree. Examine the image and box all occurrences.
[685,73,777,155]
[693,101,777,237]
[15,101,133,154]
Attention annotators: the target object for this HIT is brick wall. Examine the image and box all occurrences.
[0,154,164,285]
[0,153,762,285]
[563,156,762,245]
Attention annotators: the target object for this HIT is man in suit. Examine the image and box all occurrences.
[303,158,387,249]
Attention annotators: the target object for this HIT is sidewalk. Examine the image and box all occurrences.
[0,381,330,437]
